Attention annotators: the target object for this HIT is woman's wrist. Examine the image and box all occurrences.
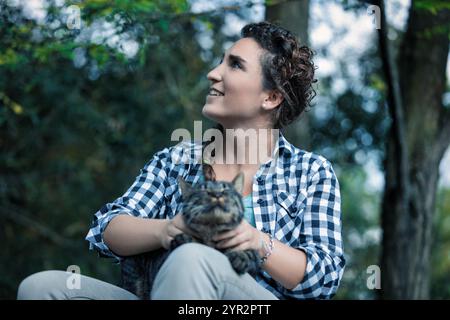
[158,219,171,248]
[257,231,274,263]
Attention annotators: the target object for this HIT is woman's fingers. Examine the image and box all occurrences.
[161,236,174,250]
[171,214,186,230]
[228,241,252,252]
[216,231,250,249]
[167,216,257,250]
[213,229,238,242]
[167,223,183,237]
[214,220,255,241]
[172,214,199,237]
[212,221,248,241]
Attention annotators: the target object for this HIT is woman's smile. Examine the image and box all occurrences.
[208,87,224,96]
[206,94,223,102]
[207,87,225,100]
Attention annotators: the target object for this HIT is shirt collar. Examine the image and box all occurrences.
[273,129,295,159]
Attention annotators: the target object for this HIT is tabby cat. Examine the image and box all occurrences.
[120,172,261,299]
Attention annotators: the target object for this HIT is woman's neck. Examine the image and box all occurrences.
[212,124,279,167]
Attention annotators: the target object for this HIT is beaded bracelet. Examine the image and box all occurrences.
[260,232,274,264]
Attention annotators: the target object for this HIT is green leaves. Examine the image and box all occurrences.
[0,0,222,299]
[0,92,24,115]
[0,48,22,66]
[88,44,110,66]
[415,0,450,14]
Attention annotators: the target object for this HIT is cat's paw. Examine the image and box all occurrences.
[225,250,261,275]
[170,233,194,250]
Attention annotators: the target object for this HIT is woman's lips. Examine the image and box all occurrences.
[206,94,223,100]
[209,87,224,96]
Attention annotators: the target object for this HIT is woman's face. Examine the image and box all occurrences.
[202,37,271,128]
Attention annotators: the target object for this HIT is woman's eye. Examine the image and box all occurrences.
[230,60,241,69]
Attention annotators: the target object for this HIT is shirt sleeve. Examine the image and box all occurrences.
[85,147,173,261]
[282,158,345,299]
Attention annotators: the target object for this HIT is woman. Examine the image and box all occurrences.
[17,21,345,300]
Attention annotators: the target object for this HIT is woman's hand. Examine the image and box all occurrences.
[159,214,197,249]
[212,220,264,255]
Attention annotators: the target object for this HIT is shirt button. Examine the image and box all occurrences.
[292,205,298,212]
[257,177,264,184]
[257,199,263,205]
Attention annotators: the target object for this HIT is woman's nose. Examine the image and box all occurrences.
[207,63,222,82]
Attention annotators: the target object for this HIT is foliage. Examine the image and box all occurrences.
[333,166,381,299]
[431,188,450,299]
[0,0,228,298]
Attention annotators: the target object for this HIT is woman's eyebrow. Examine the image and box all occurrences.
[222,52,247,65]
[228,54,247,65]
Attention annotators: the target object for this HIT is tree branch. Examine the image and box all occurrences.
[0,205,79,249]
[373,0,410,207]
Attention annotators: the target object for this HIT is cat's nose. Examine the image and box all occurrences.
[211,196,225,205]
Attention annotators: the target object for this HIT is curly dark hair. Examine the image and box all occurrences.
[241,21,316,128]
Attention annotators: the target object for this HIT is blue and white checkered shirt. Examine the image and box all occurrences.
[85,131,345,299]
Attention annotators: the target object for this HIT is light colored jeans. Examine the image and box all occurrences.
[17,243,278,300]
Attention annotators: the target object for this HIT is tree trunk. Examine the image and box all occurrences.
[379,1,450,299]
[265,0,311,150]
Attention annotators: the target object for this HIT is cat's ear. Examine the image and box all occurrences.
[232,172,244,194]
[178,177,193,197]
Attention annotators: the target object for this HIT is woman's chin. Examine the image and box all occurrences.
[202,105,223,122]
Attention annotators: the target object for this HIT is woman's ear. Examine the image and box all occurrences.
[262,90,284,111]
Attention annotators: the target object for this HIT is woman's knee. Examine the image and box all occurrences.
[152,244,231,299]
[17,270,67,300]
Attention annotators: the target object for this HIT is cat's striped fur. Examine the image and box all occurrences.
[120,173,261,299]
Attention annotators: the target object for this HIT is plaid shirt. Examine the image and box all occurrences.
[85,131,345,299]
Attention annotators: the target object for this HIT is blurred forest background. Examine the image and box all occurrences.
[1,0,449,299]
